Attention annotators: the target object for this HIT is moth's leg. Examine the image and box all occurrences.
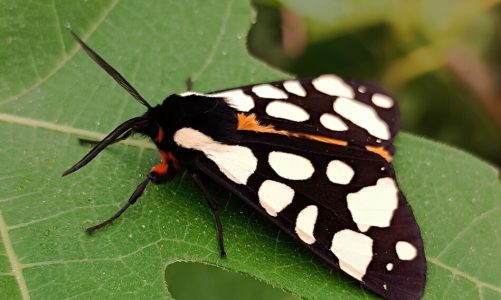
[190,172,226,258]
[185,78,193,92]
[86,175,151,234]
[79,130,133,146]
[86,152,177,234]
[86,165,176,234]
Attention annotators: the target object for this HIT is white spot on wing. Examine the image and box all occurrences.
[252,84,288,99]
[268,151,314,180]
[209,89,255,112]
[333,97,390,140]
[386,263,394,271]
[179,91,204,97]
[295,205,318,244]
[395,241,418,261]
[312,74,354,98]
[283,80,306,97]
[372,93,394,109]
[319,113,349,131]
[258,180,294,217]
[331,229,373,281]
[326,160,354,185]
[173,128,257,184]
[346,177,399,232]
[266,101,310,122]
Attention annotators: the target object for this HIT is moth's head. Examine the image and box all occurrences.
[63,32,167,176]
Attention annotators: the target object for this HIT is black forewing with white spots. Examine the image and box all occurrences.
[173,75,424,299]
[204,74,400,154]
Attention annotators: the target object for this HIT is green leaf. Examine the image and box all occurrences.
[0,1,500,299]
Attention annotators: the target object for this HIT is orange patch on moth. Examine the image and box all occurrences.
[237,113,278,133]
[152,163,168,175]
[155,127,164,143]
[237,113,348,146]
[151,150,169,175]
[237,113,392,161]
[366,145,392,162]
[151,150,182,175]
[298,134,348,147]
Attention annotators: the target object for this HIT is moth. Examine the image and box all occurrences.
[64,32,426,299]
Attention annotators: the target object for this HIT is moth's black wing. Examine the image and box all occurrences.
[176,74,424,298]
[206,74,400,154]
[185,132,425,300]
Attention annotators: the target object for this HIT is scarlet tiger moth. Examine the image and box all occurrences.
[64,32,426,300]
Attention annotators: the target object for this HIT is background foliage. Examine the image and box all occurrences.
[251,0,501,166]
[0,0,499,299]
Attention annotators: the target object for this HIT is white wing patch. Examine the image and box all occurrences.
[395,241,418,261]
[331,229,373,281]
[346,177,399,232]
[283,80,307,97]
[319,113,349,131]
[258,180,294,217]
[268,151,314,180]
[326,160,354,185]
[266,101,310,122]
[252,84,288,99]
[179,91,204,97]
[371,93,394,109]
[312,74,355,98]
[173,128,257,184]
[295,205,318,245]
[209,89,255,112]
[333,97,390,140]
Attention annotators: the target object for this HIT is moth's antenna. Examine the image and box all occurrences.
[71,32,152,109]
[62,117,151,176]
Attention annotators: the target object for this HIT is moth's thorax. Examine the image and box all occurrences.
[144,93,238,152]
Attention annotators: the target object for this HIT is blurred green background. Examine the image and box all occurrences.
[249,0,501,166]
[168,1,500,299]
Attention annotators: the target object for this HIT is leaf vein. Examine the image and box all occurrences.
[191,0,234,82]
[51,0,66,55]
[0,0,119,106]
[428,256,501,294]
[0,113,155,149]
[0,210,30,300]
[436,207,501,258]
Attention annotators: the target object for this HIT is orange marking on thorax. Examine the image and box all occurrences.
[155,127,164,143]
[237,113,392,161]
[151,150,181,175]
[151,150,169,175]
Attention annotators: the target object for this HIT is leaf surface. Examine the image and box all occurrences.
[0,1,499,299]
